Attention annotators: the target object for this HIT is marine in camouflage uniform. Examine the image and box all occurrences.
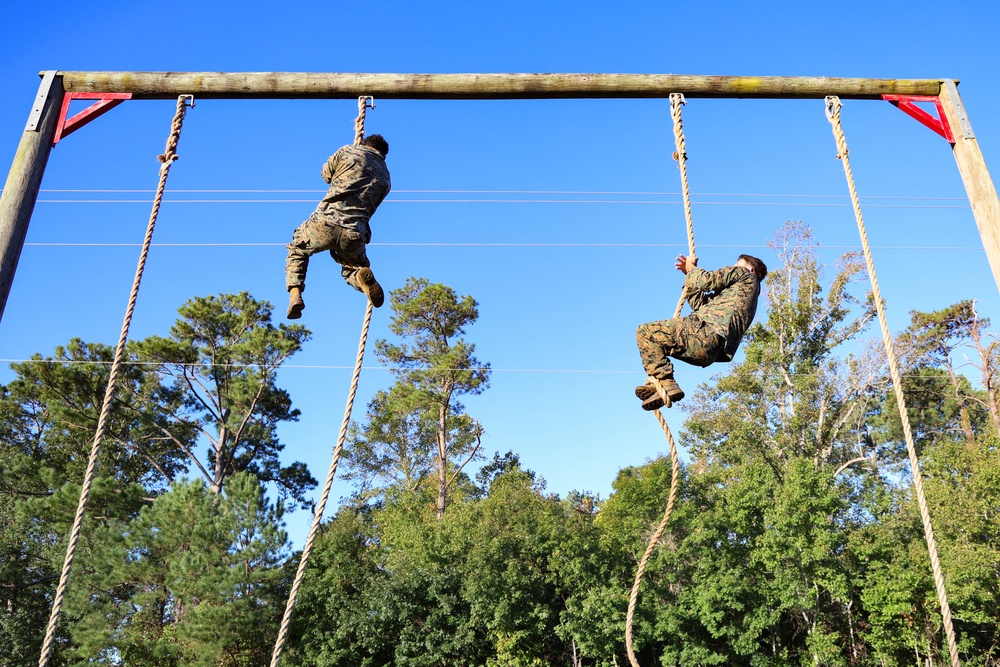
[635,253,766,409]
[285,134,391,318]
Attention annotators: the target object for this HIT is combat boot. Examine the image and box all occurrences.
[356,267,385,308]
[287,287,305,319]
[658,377,685,403]
[634,376,684,411]
[634,382,666,411]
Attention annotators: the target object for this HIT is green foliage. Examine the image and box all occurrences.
[134,292,315,508]
[684,221,879,478]
[62,473,290,666]
[4,245,1000,666]
[364,277,491,517]
[343,386,445,501]
[0,292,309,664]
[289,465,610,666]
[0,339,180,665]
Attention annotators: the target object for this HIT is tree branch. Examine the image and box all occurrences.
[178,365,223,424]
[0,574,58,590]
[152,424,214,486]
[447,432,483,489]
[834,455,874,477]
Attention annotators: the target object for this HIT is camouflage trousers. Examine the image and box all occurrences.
[636,314,727,380]
[285,213,370,293]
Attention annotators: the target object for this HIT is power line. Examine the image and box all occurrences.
[26,188,971,202]
[23,186,972,209]
[33,198,971,209]
[0,357,964,380]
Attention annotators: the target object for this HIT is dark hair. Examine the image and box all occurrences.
[738,254,768,281]
[361,134,389,157]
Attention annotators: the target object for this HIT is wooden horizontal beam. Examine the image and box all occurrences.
[54,72,945,100]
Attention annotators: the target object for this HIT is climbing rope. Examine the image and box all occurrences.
[669,93,697,319]
[354,96,374,146]
[269,302,373,667]
[37,94,194,667]
[825,96,960,667]
[625,93,693,667]
[269,96,376,667]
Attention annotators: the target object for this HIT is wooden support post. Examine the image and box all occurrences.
[0,71,63,324]
[939,79,1000,294]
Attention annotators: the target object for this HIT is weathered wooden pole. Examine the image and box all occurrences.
[938,79,1000,292]
[57,71,942,100]
[0,71,62,323]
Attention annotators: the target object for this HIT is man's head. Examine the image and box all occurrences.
[361,134,389,157]
[736,254,768,281]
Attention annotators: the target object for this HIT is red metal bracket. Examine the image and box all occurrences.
[882,94,954,143]
[53,92,132,146]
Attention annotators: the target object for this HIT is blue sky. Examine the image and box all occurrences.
[2,0,1000,543]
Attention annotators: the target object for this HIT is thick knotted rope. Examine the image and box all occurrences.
[269,97,376,667]
[669,93,697,319]
[354,96,373,146]
[625,93,693,667]
[826,96,960,667]
[37,94,194,667]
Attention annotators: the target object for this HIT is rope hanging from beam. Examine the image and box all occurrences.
[37,94,194,667]
[269,96,376,667]
[625,93,692,667]
[825,95,961,667]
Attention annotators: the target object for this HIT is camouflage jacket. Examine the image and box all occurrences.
[683,265,761,361]
[314,144,391,242]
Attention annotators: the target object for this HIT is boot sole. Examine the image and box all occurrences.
[636,383,669,410]
[357,268,384,308]
[642,395,666,411]
[635,384,658,400]
[635,381,682,409]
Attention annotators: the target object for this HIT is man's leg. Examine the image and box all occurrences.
[635,316,724,408]
[329,228,384,307]
[636,318,683,381]
[285,214,337,318]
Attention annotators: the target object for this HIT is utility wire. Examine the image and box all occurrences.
[0,357,963,380]
[23,187,971,201]
[32,198,971,209]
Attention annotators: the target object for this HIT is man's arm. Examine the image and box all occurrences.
[686,284,712,311]
[684,266,742,293]
[683,266,745,310]
[676,255,710,310]
[320,147,346,184]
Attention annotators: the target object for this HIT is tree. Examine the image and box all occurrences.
[684,220,879,476]
[0,339,185,666]
[289,462,602,667]
[659,221,883,664]
[860,301,1000,664]
[132,291,316,508]
[342,387,443,503]
[61,473,290,666]
[895,300,989,444]
[0,292,314,663]
[372,278,490,518]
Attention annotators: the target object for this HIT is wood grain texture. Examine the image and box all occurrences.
[56,71,943,100]
[940,80,1000,294]
[0,73,62,321]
